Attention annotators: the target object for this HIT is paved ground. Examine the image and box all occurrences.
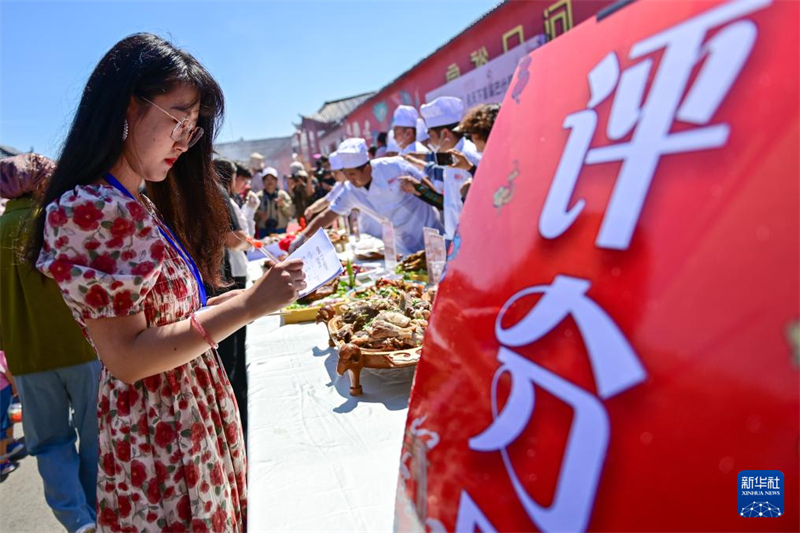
[0,424,64,532]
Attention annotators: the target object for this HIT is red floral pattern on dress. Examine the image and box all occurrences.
[37,185,246,532]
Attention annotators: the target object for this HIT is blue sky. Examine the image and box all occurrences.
[0,0,497,158]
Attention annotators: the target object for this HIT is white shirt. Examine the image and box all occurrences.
[228,198,250,279]
[323,181,346,204]
[441,137,482,240]
[358,210,383,238]
[240,192,259,236]
[401,141,430,155]
[330,157,443,255]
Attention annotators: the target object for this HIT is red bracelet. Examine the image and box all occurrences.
[190,312,218,350]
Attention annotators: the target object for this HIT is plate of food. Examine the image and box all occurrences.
[316,279,437,395]
[395,250,428,283]
[345,278,427,302]
[281,278,351,324]
[352,235,385,260]
[326,228,350,252]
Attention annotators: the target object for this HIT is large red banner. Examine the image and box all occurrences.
[397,0,800,531]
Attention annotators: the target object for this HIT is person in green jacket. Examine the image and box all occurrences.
[0,153,100,533]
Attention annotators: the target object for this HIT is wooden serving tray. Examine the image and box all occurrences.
[320,314,421,396]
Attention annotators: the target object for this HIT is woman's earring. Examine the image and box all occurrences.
[122,119,129,141]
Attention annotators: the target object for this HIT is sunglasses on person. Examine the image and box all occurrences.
[141,96,204,148]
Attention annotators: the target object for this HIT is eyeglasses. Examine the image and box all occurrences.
[140,97,204,148]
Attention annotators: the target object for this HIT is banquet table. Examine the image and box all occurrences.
[244,258,415,532]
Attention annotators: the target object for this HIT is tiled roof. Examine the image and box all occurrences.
[214,135,293,164]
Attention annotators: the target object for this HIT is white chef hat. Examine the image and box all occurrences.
[386,130,400,153]
[420,96,465,129]
[337,138,370,169]
[416,117,429,142]
[392,105,419,128]
[329,151,343,171]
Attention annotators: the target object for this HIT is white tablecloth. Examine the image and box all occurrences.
[244,261,413,532]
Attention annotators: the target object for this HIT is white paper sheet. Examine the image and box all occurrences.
[287,229,343,298]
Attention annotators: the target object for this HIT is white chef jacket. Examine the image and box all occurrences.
[324,181,346,203]
[228,198,250,279]
[401,141,430,155]
[329,157,443,255]
[441,137,482,240]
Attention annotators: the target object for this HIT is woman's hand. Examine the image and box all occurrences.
[245,258,306,315]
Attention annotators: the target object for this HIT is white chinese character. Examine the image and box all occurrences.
[464,275,646,532]
[540,0,771,251]
[756,476,768,489]
[741,477,752,490]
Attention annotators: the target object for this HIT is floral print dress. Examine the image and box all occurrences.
[37,184,247,533]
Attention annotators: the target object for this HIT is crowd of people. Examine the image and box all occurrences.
[283,97,499,254]
[0,31,499,533]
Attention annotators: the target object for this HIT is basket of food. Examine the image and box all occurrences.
[316,279,436,395]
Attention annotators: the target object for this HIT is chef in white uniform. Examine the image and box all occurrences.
[416,117,430,147]
[392,105,430,155]
[289,138,443,255]
[323,152,346,203]
[420,96,482,240]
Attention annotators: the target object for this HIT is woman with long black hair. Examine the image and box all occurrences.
[27,33,305,532]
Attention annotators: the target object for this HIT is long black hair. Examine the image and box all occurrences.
[26,33,229,287]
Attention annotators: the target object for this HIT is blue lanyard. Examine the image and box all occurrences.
[104,173,208,306]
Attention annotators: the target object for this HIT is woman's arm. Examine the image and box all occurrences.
[225,230,250,251]
[2,369,16,397]
[85,259,305,384]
